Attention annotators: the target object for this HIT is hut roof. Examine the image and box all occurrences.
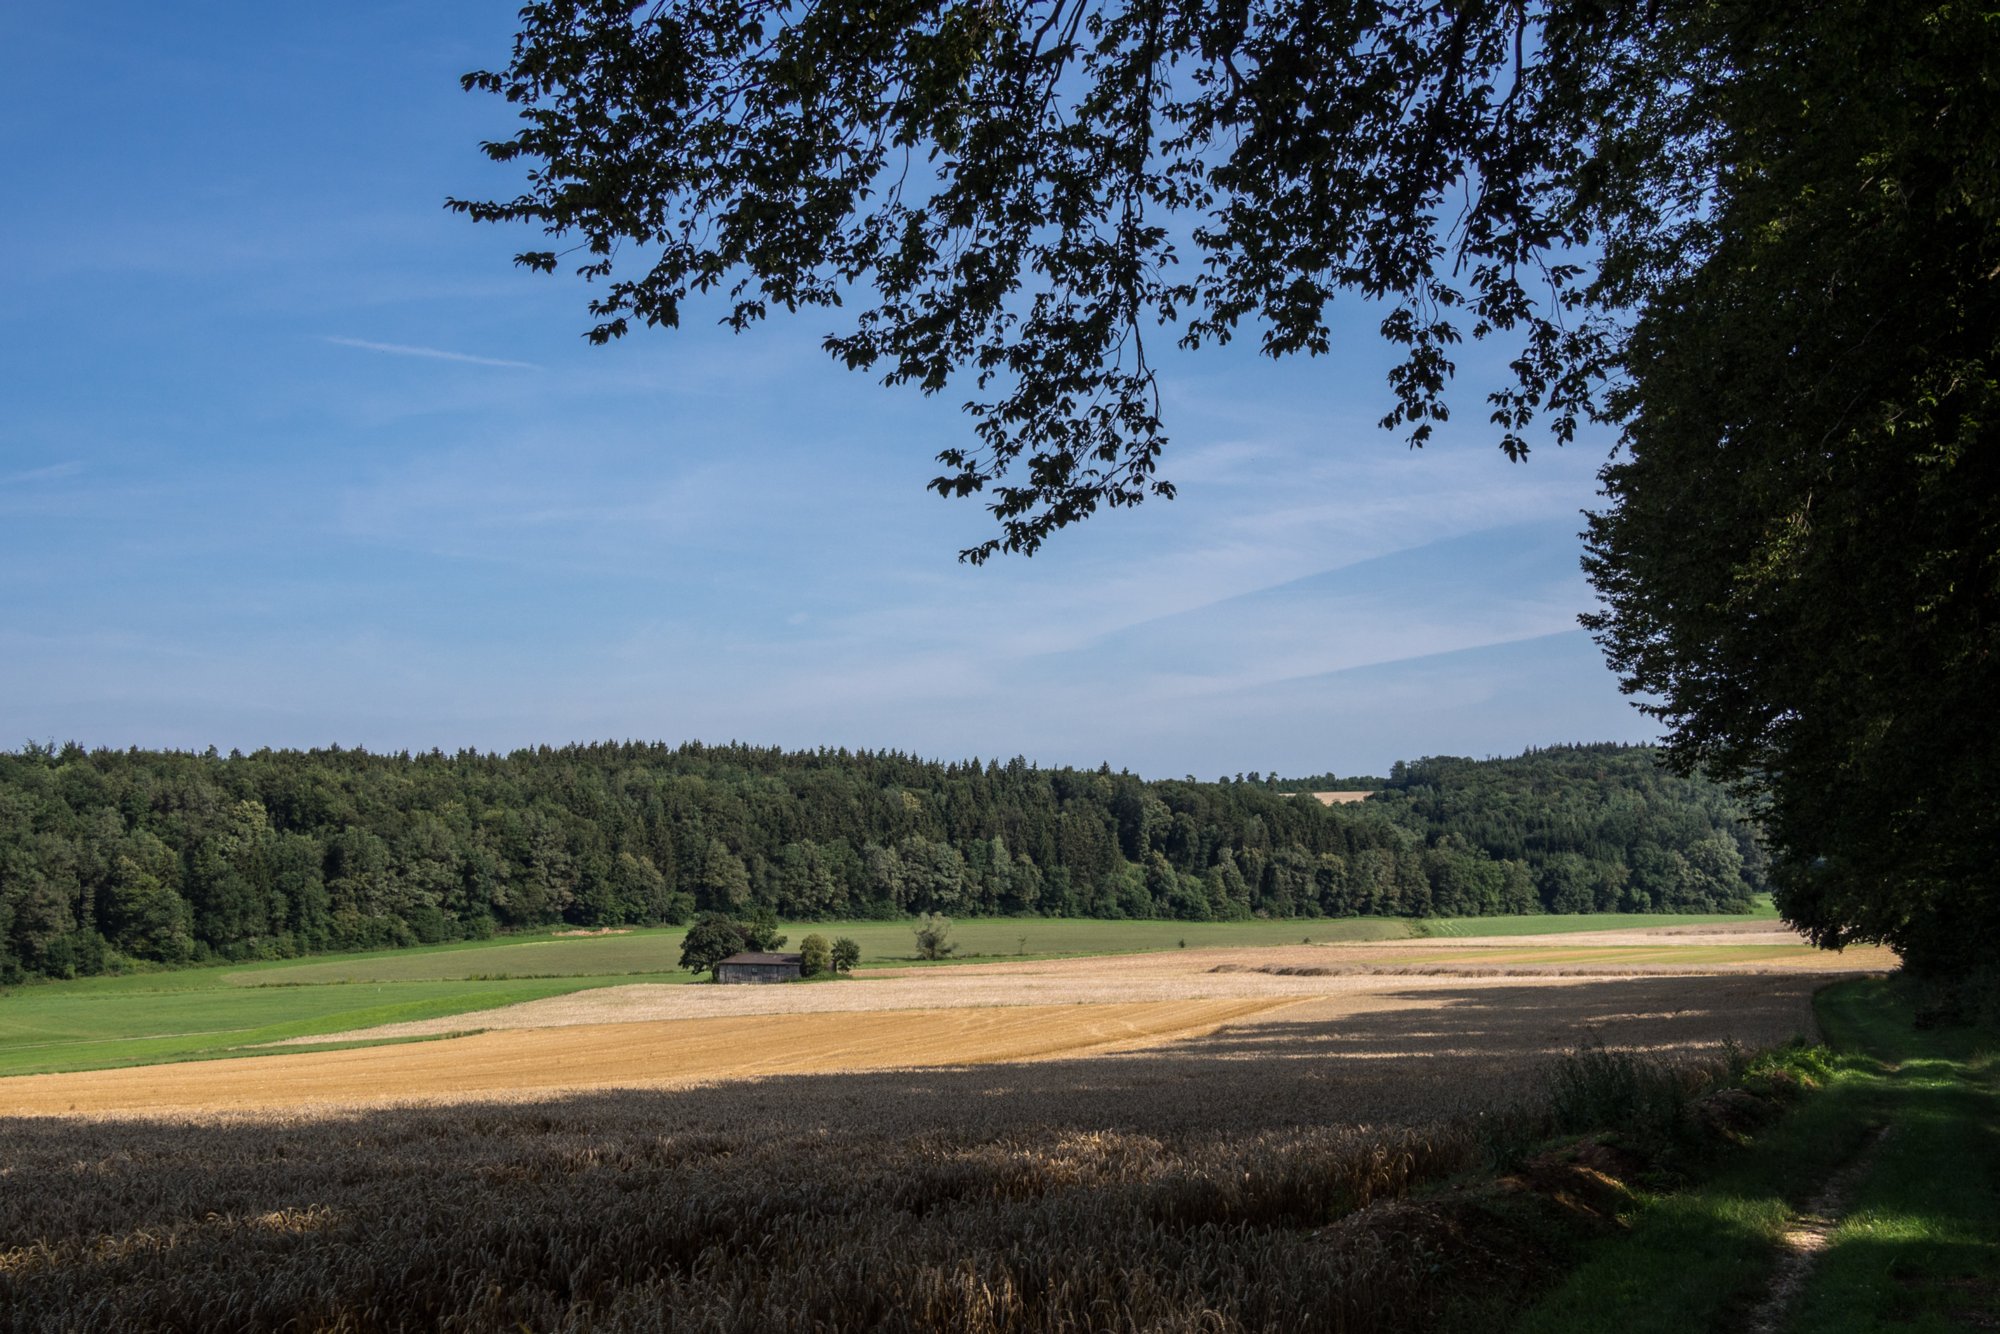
[717,952,803,966]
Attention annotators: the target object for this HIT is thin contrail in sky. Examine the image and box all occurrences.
[0,461,83,485]
[325,336,541,370]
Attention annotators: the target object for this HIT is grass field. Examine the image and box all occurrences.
[0,974,657,1077]
[0,910,1785,1079]
[193,916,1415,985]
[1420,898,1777,937]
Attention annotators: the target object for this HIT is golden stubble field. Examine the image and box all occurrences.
[0,928,1882,1332]
[272,920,1889,1045]
[0,999,1287,1116]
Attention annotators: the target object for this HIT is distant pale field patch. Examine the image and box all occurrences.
[271,932,1887,1049]
[1306,943,1897,969]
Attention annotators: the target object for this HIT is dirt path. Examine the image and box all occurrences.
[1740,1124,1893,1333]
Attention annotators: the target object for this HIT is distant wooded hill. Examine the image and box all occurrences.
[0,741,1760,981]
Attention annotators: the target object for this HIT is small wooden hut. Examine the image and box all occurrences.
[713,951,803,984]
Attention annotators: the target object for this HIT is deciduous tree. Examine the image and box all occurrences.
[453,3,1998,979]
[678,912,747,975]
[912,912,955,960]
[1582,0,2000,977]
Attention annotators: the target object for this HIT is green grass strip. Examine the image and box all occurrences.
[1513,978,1998,1333]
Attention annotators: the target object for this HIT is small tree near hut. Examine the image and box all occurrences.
[741,907,787,952]
[831,937,860,975]
[912,913,955,961]
[799,933,832,978]
[679,912,746,977]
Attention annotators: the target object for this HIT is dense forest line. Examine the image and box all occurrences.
[1267,773,1388,792]
[0,741,1762,982]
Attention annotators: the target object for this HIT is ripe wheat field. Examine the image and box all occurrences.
[0,927,1880,1331]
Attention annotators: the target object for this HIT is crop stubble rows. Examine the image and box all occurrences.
[0,931,1880,1117]
[0,999,1288,1117]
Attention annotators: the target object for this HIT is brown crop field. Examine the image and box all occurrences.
[0,973,1827,1332]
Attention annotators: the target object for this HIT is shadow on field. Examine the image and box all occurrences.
[0,975,1826,1332]
[1176,973,1817,1064]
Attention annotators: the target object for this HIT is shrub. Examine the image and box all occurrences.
[912,913,955,960]
[800,934,832,978]
[1739,1039,1834,1098]
[831,937,860,974]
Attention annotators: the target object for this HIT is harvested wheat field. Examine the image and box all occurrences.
[0,998,1285,1117]
[5,968,1825,1119]
[0,928,1883,1120]
[258,927,1888,1051]
[0,973,1829,1332]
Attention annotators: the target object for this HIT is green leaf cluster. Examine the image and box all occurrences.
[450,0,1654,560]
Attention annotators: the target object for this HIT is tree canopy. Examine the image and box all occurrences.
[678,912,747,974]
[1582,0,2000,979]
[454,1,1999,983]
[449,0,1659,560]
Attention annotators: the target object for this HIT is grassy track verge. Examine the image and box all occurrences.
[1513,977,1999,1333]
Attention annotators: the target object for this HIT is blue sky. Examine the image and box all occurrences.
[0,2,1658,778]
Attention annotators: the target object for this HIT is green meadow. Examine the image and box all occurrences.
[1419,897,1778,937]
